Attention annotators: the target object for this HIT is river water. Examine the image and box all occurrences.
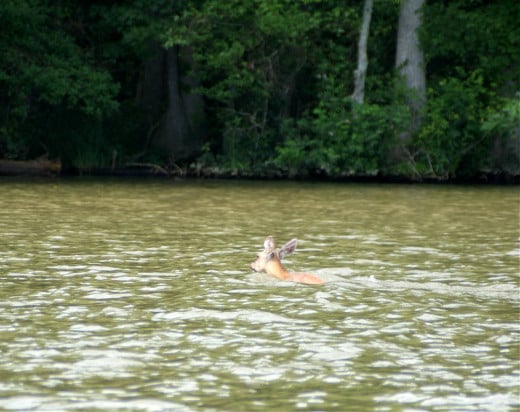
[0,178,518,411]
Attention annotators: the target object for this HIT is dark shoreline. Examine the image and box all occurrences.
[1,165,518,185]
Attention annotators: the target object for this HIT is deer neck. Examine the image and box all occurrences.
[266,259,291,281]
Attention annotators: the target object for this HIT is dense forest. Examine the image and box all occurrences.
[0,0,519,181]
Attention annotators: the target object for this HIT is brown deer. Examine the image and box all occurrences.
[250,236,324,285]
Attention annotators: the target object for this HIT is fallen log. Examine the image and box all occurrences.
[125,162,170,176]
[0,158,61,176]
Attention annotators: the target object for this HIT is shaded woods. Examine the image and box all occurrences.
[0,0,519,181]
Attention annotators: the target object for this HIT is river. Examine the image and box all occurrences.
[0,178,518,411]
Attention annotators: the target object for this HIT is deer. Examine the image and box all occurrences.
[250,236,324,285]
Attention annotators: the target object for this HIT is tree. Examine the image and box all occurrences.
[0,0,516,180]
[352,0,374,105]
[169,0,322,169]
[395,0,426,132]
[104,1,205,162]
[416,0,520,178]
[154,46,205,161]
[0,0,118,160]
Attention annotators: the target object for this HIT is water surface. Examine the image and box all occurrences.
[0,179,518,411]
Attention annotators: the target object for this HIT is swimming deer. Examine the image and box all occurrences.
[250,236,324,285]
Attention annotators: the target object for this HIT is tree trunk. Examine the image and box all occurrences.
[352,0,373,105]
[395,0,426,131]
[0,158,61,176]
[154,46,205,161]
[141,42,165,124]
[179,46,206,152]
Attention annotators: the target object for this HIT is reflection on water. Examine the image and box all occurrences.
[0,178,518,411]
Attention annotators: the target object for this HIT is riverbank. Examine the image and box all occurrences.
[1,158,518,184]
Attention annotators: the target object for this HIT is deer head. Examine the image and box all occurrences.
[249,236,324,285]
[250,236,297,275]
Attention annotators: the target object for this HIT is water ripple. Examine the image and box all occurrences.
[0,180,518,411]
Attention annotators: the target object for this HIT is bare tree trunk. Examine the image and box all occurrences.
[352,0,373,105]
[396,0,426,131]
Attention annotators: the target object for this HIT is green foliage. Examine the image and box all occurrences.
[73,133,110,175]
[481,93,520,174]
[275,100,410,177]
[415,70,490,177]
[168,0,359,171]
[0,1,118,117]
[0,0,517,180]
[422,0,520,88]
[0,0,119,161]
[411,0,520,179]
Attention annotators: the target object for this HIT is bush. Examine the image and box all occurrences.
[415,70,490,178]
[275,95,410,178]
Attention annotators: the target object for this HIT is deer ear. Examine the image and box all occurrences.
[264,236,275,251]
[279,238,298,259]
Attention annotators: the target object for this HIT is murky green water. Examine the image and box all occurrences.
[0,178,518,411]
